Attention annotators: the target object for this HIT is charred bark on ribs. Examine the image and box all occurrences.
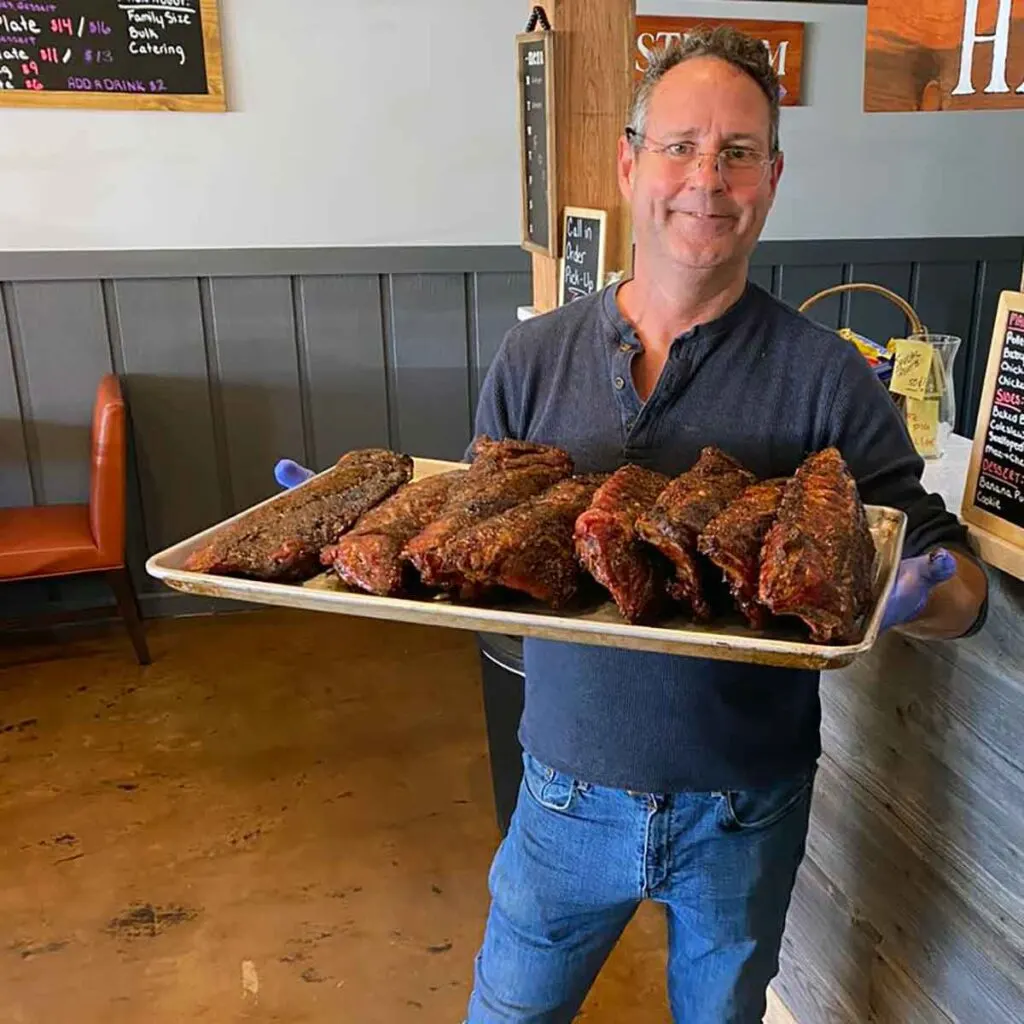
[432,475,606,608]
[182,434,879,650]
[402,440,574,589]
[574,464,671,623]
[184,449,413,581]
[321,471,464,596]
[636,447,756,621]
[697,478,787,629]
[758,448,875,644]
[469,436,574,475]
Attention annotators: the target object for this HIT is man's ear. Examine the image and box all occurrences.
[617,134,636,202]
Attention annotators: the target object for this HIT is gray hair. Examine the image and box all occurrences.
[627,25,782,155]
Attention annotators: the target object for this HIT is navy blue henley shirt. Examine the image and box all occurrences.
[470,281,973,792]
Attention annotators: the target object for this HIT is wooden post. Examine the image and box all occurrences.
[527,0,636,313]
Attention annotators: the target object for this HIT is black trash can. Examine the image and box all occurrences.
[476,633,525,837]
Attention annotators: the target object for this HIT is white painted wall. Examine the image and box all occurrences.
[644,1,1024,241]
[0,0,525,250]
[0,0,1019,250]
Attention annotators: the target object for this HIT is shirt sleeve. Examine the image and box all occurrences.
[823,348,969,557]
[824,351,988,637]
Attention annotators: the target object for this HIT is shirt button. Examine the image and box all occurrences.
[619,343,631,353]
[614,376,625,390]
[626,417,636,430]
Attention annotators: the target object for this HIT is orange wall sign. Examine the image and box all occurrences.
[865,0,1024,111]
[634,16,806,107]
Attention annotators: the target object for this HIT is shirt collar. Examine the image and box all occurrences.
[600,277,762,351]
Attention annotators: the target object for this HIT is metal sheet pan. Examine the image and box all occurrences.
[146,458,907,672]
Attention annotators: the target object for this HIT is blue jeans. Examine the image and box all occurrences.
[467,752,814,1023]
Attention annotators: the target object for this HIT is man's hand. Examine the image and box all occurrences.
[881,549,957,632]
[274,459,315,490]
[881,547,987,640]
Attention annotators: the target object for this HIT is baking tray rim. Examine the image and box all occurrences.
[144,457,908,671]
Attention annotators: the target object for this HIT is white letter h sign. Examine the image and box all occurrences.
[952,0,1020,96]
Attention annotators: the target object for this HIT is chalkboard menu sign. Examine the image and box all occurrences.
[516,30,556,257]
[0,0,224,111]
[963,291,1024,569]
[559,206,607,305]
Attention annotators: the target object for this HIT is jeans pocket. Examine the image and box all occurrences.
[521,752,578,813]
[720,769,815,832]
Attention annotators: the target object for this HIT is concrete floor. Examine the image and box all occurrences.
[0,609,674,1023]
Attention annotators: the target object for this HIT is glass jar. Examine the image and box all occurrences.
[905,333,962,460]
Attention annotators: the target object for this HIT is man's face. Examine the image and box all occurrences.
[618,56,783,273]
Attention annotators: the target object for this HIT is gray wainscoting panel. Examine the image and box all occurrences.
[0,246,532,282]
[9,281,112,505]
[909,260,979,341]
[965,259,1023,436]
[748,264,774,296]
[0,291,32,509]
[113,278,224,554]
[388,273,473,462]
[297,274,390,465]
[0,240,1020,620]
[207,277,305,513]
[912,260,979,441]
[752,238,1024,437]
[845,262,915,342]
[471,271,532,408]
[778,263,846,327]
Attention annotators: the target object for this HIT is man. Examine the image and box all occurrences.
[277,27,988,1023]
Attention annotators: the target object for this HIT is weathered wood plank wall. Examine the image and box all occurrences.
[774,569,1024,1023]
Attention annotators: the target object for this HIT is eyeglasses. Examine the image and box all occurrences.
[625,128,773,189]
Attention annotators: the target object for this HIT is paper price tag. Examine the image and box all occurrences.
[906,397,940,458]
[890,340,933,400]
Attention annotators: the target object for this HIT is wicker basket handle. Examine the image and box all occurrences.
[798,283,926,337]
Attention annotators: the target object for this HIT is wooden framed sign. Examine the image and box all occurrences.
[635,16,805,106]
[865,0,1024,112]
[516,30,557,257]
[559,206,607,305]
[962,290,1024,578]
[0,0,225,111]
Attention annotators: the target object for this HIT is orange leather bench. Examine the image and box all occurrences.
[0,374,150,664]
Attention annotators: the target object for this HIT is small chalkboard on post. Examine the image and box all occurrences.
[516,29,557,257]
[559,206,607,305]
[962,290,1024,580]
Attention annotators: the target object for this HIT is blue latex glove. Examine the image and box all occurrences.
[880,548,957,632]
[274,459,315,490]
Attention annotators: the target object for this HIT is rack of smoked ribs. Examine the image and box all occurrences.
[184,437,876,646]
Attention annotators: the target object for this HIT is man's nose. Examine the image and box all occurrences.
[686,153,725,191]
